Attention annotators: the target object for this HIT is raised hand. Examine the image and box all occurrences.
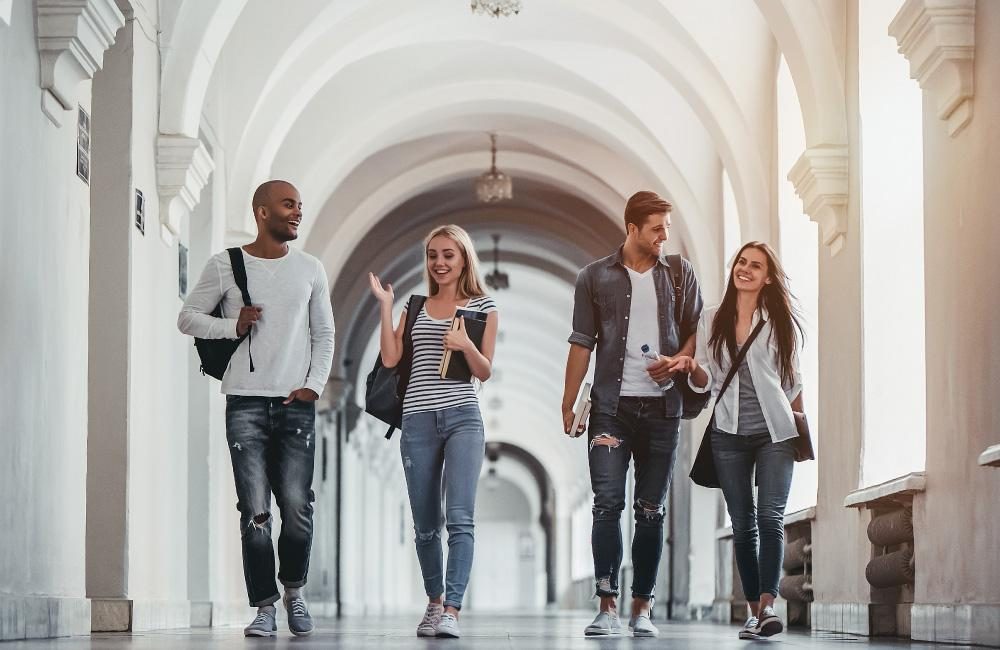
[368,272,394,306]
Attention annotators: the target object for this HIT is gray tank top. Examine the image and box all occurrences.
[735,345,770,435]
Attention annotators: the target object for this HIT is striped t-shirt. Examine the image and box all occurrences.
[402,295,498,415]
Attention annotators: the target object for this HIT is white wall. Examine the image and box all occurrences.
[0,0,91,627]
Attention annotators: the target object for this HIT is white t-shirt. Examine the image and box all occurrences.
[178,247,336,398]
[620,267,663,397]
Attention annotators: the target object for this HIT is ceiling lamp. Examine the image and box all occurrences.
[475,133,513,203]
[471,0,521,18]
[484,234,510,291]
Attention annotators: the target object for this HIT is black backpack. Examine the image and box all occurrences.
[195,248,254,380]
[667,254,710,419]
[364,294,427,439]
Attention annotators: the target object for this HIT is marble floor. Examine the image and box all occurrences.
[1,613,977,649]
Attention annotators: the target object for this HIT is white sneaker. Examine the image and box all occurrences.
[739,616,762,640]
[584,611,623,636]
[416,603,443,637]
[435,612,461,638]
[629,613,659,637]
[756,606,784,637]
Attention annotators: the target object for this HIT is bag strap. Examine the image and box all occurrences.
[383,294,428,440]
[227,247,254,372]
[666,254,684,331]
[715,318,766,402]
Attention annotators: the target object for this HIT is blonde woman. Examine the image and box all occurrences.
[368,225,499,639]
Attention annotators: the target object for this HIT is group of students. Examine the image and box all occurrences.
[178,181,805,641]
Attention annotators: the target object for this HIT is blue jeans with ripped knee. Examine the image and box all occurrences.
[588,396,680,600]
[226,395,316,607]
[400,404,485,610]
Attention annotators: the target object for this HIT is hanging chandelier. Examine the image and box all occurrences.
[475,134,513,203]
[484,234,510,291]
[471,0,521,18]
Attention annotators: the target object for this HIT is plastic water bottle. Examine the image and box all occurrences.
[641,344,674,391]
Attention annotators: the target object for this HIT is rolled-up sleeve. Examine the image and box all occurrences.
[567,267,597,350]
[688,310,714,394]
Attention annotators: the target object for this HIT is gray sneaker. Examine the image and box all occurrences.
[755,606,783,637]
[284,596,314,637]
[739,616,762,640]
[584,611,623,636]
[435,612,461,638]
[629,613,659,637]
[416,603,443,637]
[244,606,277,637]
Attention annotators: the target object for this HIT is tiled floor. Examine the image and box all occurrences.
[1,613,977,649]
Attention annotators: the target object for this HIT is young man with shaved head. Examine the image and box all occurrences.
[178,180,335,637]
[562,191,703,638]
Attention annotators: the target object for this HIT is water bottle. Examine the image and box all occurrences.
[641,344,674,391]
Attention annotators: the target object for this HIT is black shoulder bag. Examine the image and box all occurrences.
[667,254,710,419]
[364,294,427,439]
[194,247,254,380]
[689,319,766,488]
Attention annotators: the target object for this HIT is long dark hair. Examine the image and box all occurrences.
[709,241,804,386]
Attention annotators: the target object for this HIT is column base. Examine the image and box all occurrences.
[911,603,1000,646]
[91,598,191,632]
[810,601,870,636]
[0,595,91,640]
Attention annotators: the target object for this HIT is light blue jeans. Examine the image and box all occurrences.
[400,404,485,610]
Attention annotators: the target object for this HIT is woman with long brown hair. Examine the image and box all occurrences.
[368,225,499,639]
[671,241,804,640]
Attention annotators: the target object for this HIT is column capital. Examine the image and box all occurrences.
[36,0,124,124]
[890,0,975,136]
[788,145,849,255]
[156,135,214,243]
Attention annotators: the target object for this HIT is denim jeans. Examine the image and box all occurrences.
[711,430,794,601]
[225,395,316,606]
[400,404,485,610]
[588,396,680,599]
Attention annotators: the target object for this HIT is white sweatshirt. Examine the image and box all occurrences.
[178,247,335,398]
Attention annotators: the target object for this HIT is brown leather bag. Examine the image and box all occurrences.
[791,411,815,462]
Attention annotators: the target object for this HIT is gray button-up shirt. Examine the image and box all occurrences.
[568,248,703,417]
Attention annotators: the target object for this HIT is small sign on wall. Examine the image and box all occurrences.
[135,189,145,235]
[76,107,90,184]
[178,243,188,300]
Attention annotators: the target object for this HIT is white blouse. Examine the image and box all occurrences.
[688,305,803,443]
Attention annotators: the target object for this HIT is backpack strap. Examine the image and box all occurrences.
[227,247,254,373]
[383,294,428,440]
[666,254,685,336]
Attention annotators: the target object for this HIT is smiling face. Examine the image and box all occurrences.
[732,245,772,293]
[426,234,467,290]
[256,182,302,242]
[628,211,670,258]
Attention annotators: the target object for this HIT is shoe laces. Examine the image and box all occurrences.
[420,605,441,625]
[745,616,759,628]
[288,598,308,618]
[252,611,272,626]
[439,613,457,626]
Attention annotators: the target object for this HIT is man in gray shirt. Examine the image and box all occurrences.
[178,180,335,637]
[562,191,702,638]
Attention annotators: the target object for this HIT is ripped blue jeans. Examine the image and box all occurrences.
[400,404,485,610]
[225,395,316,606]
[588,396,680,600]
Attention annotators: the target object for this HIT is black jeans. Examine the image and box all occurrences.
[225,395,316,606]
[588,396,680,599]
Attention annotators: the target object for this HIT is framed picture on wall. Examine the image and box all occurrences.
[76,107,90,184]
[178,243,188,300]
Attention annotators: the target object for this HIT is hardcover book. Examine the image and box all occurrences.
[569,382,592,438]
[439,308,489,381]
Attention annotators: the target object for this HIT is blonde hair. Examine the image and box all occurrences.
[423,225,487,299]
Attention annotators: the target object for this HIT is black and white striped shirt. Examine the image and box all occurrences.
[402,295,498,416]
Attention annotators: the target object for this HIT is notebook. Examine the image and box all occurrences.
[438,308,489,382]
[568,382,592,438]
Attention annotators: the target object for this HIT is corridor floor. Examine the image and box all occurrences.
[2,613,977,649]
